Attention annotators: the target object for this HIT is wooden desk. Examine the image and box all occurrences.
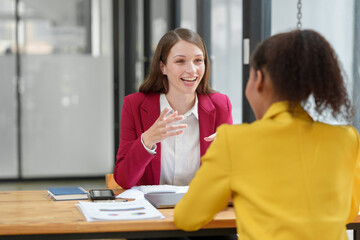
[0,190,236,240]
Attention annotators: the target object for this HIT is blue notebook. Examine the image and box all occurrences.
[47,187,88,201]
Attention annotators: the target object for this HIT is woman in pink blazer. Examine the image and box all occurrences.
[114,28,233,189]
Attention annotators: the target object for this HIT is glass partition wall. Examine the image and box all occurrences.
[0,0,18,178]
[211,0,243,123]
[0,0,113,179]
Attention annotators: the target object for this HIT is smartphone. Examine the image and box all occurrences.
[88,189,116,201]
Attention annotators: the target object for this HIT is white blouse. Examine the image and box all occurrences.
[141,94,200,186]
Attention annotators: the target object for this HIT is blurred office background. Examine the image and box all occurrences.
[0,0,359,183]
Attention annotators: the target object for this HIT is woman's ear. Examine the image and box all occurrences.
[160,61,166,75]
[255,69,265,92]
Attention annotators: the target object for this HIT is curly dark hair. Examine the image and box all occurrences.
[250,29,353,122]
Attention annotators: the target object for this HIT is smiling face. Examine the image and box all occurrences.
[160,40,205,97]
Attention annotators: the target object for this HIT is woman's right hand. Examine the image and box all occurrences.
[142,107,188,149]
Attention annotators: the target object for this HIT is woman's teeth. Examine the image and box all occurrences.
[181,77,197,82]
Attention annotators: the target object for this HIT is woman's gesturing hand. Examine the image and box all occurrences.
[204,132,217,142]
[142,107,188,149]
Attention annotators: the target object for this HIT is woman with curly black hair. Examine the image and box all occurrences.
[175,29,360,240]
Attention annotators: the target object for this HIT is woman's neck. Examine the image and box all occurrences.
[165,92,196,115]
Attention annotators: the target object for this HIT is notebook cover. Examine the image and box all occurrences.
[48,187,88,195]
[47,187,88,200]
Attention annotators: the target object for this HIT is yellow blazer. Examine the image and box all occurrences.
[174,101,360,240]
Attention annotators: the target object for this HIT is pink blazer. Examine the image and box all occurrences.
[114,92,233,189]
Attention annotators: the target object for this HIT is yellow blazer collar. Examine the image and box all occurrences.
[262,101,313,122]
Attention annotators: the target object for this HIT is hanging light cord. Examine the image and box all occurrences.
[297,0,302,29]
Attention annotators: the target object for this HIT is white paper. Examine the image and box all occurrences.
[116,189,145,200]
[77,199,164,222]
[132,185,189,194]
[173,186,189,193]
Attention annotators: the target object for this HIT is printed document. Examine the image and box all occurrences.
[77,199,164,221]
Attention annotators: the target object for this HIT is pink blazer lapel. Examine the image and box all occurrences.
[197,94,216,157]
[140,94,160,132]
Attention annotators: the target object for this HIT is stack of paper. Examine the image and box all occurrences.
[77,199,164,221]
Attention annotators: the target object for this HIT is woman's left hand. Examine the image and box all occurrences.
[204,132,217,142]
